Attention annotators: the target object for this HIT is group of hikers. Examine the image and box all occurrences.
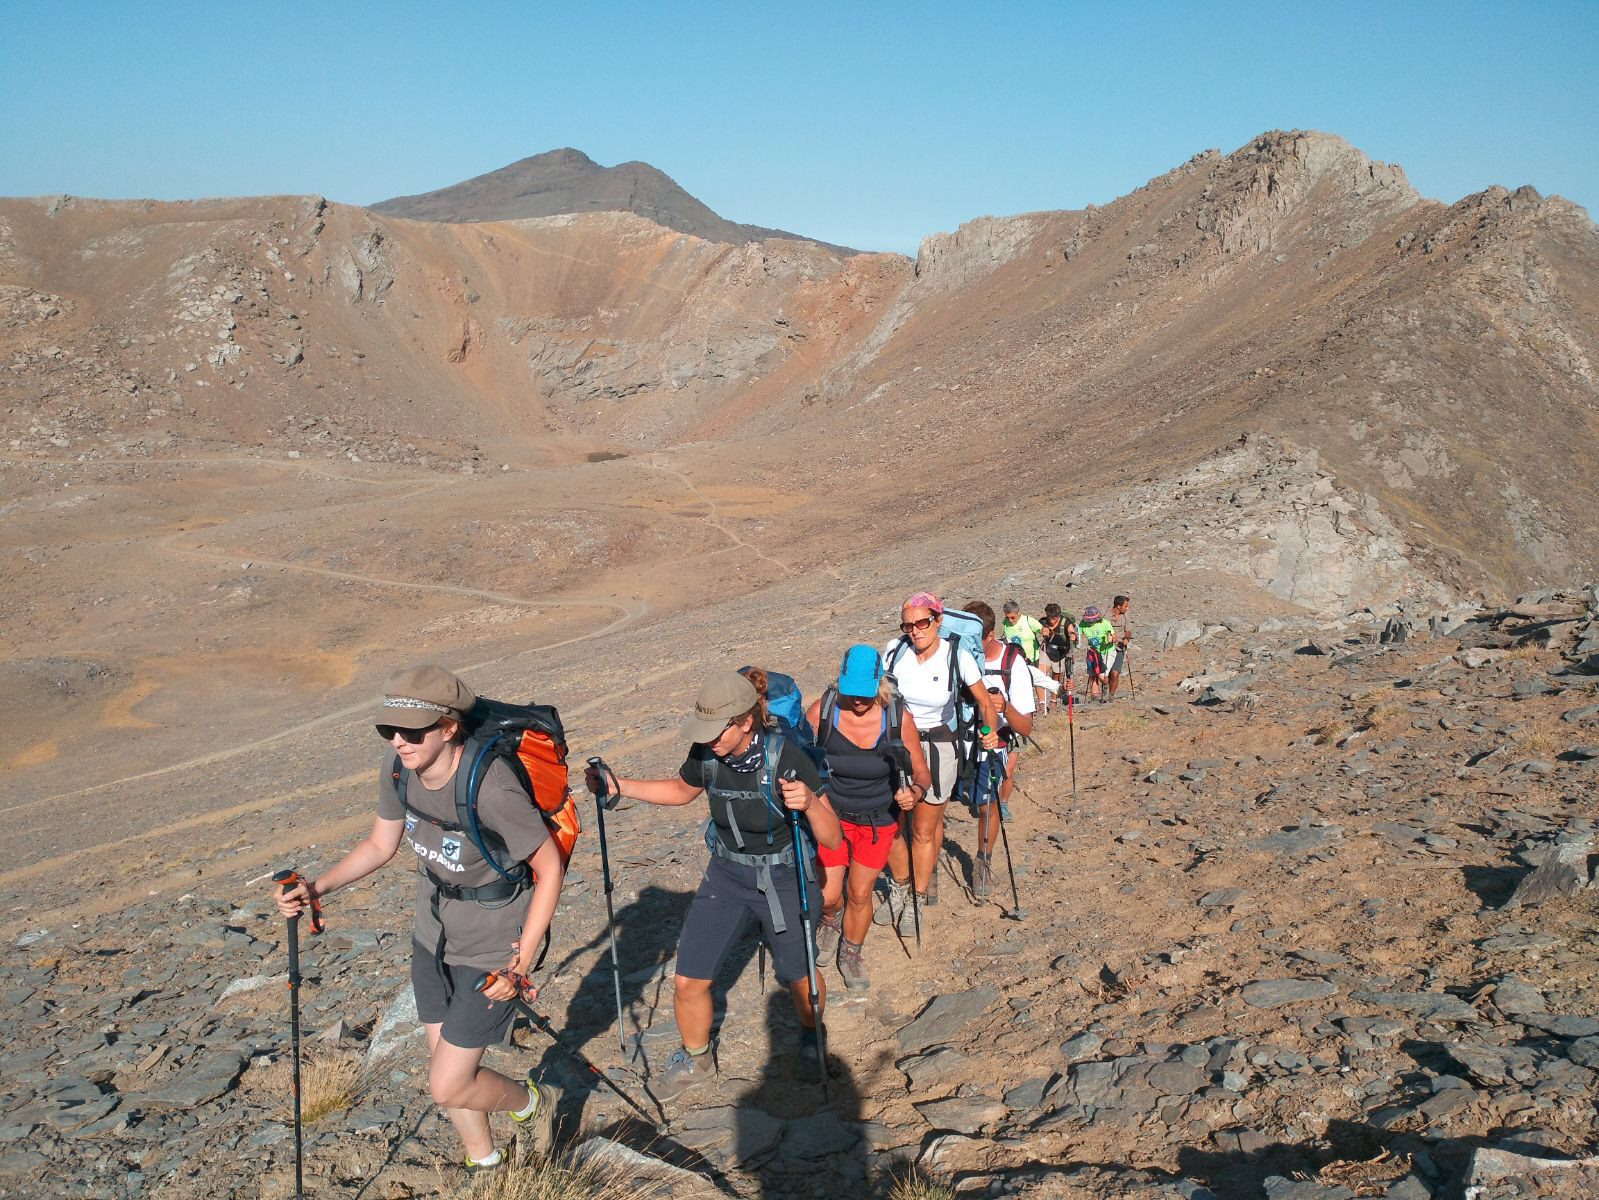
[273,590,1135,1174]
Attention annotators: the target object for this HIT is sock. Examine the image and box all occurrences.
[510,1084,539,1121]
[466,1148,502,1167]
[685,1042,710,1057]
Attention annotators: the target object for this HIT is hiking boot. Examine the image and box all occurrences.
[837,939,869,992]
[651,1045,717,1102]
[508,1076,560,1162]
[814,910,843,967]
[873,878,908,927]
[896,891,924,938]
[796,1031,828,1083]
[972,853,993,897]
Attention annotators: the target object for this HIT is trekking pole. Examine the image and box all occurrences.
[272,869,323,1200]
[585,757,629,1058]
[476,971,662,1127]
[1066,681,1079,802]
[782,770,829,1102]
[890,744,920,954]
[988,752,1025,921]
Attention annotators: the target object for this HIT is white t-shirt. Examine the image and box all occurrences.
[882,635,982,732]
[981,645,1038,727]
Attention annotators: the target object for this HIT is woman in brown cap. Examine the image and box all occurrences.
[585,669,841,1103]
[275,665,564,1175]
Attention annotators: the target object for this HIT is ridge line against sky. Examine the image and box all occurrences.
[1,0,1595,255]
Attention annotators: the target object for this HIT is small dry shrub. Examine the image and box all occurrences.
[888,1168,957,1200]
[247,1047,374,1125]
[1103,710,1148,735]
[455,1147,658,1200]
[1312,721,1356,747]
[1361,702,1405,730]
[1514,728,1556,757]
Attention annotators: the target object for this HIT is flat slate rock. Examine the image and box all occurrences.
[775,1110,862,1161]
[1243,978,1338,1008]
[139,1051,245,1109]
[912,1094,1007,1134]
[1254,826,1343,856]
[1353,991,1480,1023]
[671,1103,785,1167]
[895,985,998,1053]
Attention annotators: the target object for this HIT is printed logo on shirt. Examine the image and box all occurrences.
[405,815,416,834]
[405,834,467,873]
[441,837,462,864]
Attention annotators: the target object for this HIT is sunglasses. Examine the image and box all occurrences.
[376,721,440,744]
[899,615,937,633]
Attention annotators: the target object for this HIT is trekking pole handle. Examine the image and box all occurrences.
[585,756,621,810]
[273,868,324,934]
[476,969,535,1001]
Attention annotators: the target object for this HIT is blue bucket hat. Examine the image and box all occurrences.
[837,643,883,699]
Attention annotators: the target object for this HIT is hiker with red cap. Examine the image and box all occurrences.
[582,670,841,1102]
[274,665,565,1174]
[806,644,931,991]
[877,593,1000,931]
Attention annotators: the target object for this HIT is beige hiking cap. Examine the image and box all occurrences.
[680,672,757,744]
[377,664,477,730]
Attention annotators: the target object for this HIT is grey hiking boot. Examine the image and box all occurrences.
[508,1075,560,1162]
[652,1045,716,1103]
[873,878,909,927]
[815,910,843,967]
[972,853,993,898]
[837,939,870,992]
[896,890,924,938]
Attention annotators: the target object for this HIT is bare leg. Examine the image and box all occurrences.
[842,856,880,943]
[820,862,846,919]
[424,1022,531,1161]
[672,975,714,1049]
[787,973,827,1028]
[910,800,944,896]
[884,826,912,889]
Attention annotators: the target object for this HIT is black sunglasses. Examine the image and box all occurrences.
[376,721,440,744]
[899,615,937,632]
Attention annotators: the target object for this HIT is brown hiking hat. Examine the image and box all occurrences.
[680,672,757,744]
[377,664,476,730]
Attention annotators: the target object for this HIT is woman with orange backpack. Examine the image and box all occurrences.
[274,665,566,1176]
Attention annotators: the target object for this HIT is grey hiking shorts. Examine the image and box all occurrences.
[410,940,517,1049]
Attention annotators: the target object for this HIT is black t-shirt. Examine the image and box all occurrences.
[679,732,825,854]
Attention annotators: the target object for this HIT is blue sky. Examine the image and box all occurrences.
[2,1,1594,254]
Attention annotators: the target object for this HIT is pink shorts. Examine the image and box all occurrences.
[816,818,900,871]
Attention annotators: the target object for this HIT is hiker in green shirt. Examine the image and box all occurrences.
[999,600,1044,664]
[1079,606,1116,704]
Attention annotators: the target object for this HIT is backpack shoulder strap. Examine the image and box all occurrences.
[819,685,840,735]
[885,635,910,675]
[454,735,528,889]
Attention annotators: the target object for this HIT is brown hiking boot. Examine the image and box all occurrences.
[651,1045,717,1103]
[815,909,843,967]
[837,939,870,992]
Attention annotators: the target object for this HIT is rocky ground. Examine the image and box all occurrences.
[5,587,1597,1199]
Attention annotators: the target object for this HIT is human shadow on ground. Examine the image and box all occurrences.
[549,882,695,1060]
[730,988,873,1197]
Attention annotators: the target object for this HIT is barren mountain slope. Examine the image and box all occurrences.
[0,194,905,464]
[793,132,1599,597]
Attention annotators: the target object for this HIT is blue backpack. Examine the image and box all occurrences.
[738,666,828,786]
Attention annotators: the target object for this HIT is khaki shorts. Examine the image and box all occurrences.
[917,733,960,806]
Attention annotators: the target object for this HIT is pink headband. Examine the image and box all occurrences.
[902,591,943,615]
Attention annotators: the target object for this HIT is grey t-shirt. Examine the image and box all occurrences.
[377,749,550,970]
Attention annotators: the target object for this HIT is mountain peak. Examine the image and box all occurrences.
[369,149,855,253]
